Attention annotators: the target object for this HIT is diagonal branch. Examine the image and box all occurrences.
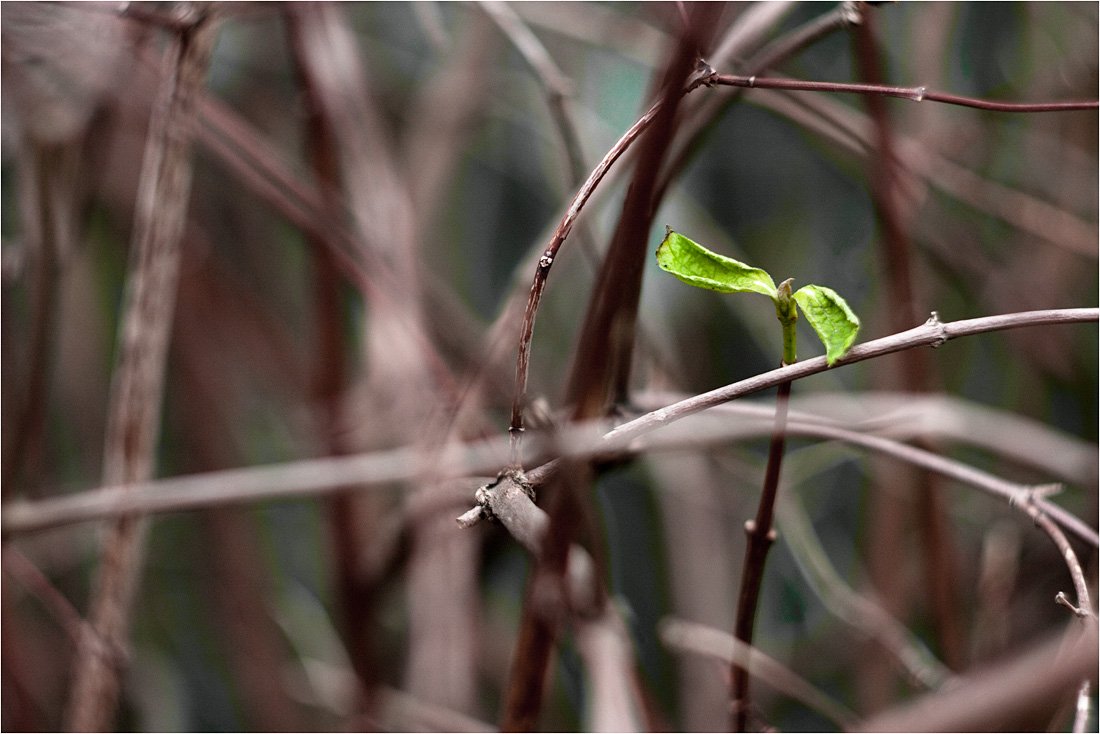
[64,8,219,731]
[5,308,1096,541]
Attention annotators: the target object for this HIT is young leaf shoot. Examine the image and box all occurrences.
[656,229,860,365]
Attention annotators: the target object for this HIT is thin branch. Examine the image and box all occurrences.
[619,398,1099,550]
[1026,510,1094,620]
[602,309,1098,448]
[506,55,717,464]
[2,549,85,645]
[732,379,790,731]
[711,73,1100,112]
[746,87,1098,257]
[64,10,219,731]
[5,309,1097,540]
[479,1,583,180]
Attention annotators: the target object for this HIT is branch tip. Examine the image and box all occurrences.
[456,506,485,529]
[1055,591,1090,618]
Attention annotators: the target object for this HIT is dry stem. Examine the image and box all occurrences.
[64,9,219,730]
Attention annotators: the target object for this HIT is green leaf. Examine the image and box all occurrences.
[656,230,777,299]
[792,285,860,365]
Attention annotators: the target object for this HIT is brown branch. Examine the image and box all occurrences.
[64,8,219,731]
[285,5,378,708]
[731,378,790,731]
[711,73,1100,112]
[565,4,722,419]
[470,468,643,732]
[745,87,1098,257]
[2,549,84,645]
[602,309,1098,445]
[506,47,717,463]
[502,9,725,726]
[5,308,1096,539]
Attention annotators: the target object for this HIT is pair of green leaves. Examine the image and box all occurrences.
[656,230,860,365]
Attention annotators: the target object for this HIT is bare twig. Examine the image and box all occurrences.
[743,3,859,73]
[731,379,790,731]
[602,309,1098,447]
[755,88,1097,257]
[2,549,84,645]
[5,308,1097,539]
[64,9,219,730]
[479,1,584,183]
[711,73,1100,112]
[473,470,644,732]
[1025,511,1094,620]
[746,88,1098,257]
[506,45,717,464]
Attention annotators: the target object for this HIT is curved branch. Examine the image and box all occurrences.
[507,60,717,462]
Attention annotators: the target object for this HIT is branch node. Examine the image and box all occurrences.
[1055,591,1090,618]
[924,311,948,348]
[456,468,536,529]
[689,58,719,90]
[1010,483,1064,510]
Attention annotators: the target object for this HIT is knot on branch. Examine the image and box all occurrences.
[924,311,948,348]
[687,58,719,91]
[455,468,536,529]
[1009,483,1063,513]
